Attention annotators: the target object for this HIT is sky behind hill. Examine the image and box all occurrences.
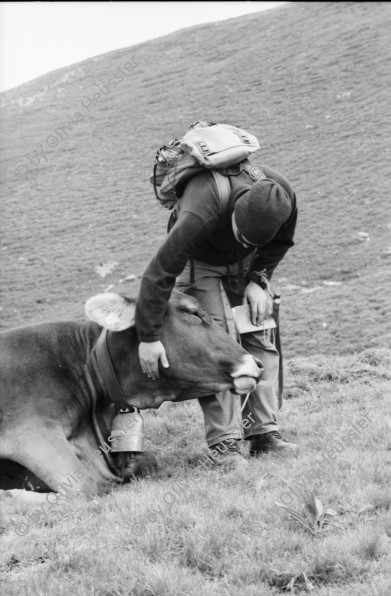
[0,1,286,92]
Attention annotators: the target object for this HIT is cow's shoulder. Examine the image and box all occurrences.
[0,320,102,373]
[0,319,100,345]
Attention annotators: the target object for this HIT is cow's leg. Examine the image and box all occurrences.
[0,458,50,491]
[5,426,104,496]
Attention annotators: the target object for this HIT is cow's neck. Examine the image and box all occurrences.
[53,321,115,420]
[78,324,124,477]
[87,328,130,411]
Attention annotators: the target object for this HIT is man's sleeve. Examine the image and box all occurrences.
[135,172,221,342]
[248,193,298,280]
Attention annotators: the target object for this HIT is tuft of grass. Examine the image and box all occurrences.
[276,493,340,535]
[358,532,390,562]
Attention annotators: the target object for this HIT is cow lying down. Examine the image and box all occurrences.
[0,291,261,499]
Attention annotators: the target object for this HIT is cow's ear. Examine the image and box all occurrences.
[85,293,135,331]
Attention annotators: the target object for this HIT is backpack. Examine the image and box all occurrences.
[151,122,266,211]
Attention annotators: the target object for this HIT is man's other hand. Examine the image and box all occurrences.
[139,341,169,380]
[243,281,274,326]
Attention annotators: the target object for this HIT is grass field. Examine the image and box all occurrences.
[1,349,391,595]
[1,1,391,594]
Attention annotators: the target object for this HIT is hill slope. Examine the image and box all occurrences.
[1,1,391,357]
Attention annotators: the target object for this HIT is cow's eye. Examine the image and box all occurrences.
[178,304,211,325]
[189,310,203,322]
[189,309,211,325]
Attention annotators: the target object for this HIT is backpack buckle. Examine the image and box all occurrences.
[155,142,182,165]
[155,139,181,163]
[197,141,210,155]
[248,165,266,180]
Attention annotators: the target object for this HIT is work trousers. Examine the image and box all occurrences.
[176,257,280,447]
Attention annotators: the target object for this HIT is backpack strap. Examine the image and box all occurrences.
[211,171,232,208]
[241,162,267,181]
[188,171,232,285]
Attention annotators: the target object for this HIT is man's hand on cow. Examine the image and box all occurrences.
[243,281,274,326]
[138,341,169,380]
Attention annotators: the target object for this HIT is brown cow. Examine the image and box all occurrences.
[0,291,261,498]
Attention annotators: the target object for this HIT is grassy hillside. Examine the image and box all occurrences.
[1,1,390,358]
[1,4,391,594]
[1,349,390,595]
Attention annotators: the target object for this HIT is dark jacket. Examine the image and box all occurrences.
[136,164,297,342]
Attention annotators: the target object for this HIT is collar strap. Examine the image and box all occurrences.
[93,329,129,410]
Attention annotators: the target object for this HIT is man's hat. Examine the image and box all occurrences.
[233,180,292,247]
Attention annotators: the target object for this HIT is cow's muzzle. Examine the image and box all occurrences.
[231,355,263,395]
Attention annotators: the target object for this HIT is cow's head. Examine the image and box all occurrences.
[85,292,262,409]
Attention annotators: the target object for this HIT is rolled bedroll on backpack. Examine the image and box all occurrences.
[181,122,260,168]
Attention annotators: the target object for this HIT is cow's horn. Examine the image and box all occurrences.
[85,293,135,331]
